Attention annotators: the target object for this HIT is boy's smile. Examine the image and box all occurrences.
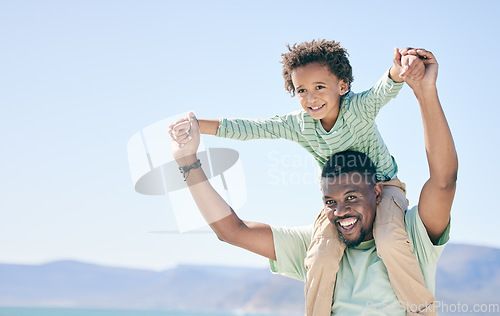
[291,62,348,131]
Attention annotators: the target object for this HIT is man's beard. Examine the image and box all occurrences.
[338,226,367,248]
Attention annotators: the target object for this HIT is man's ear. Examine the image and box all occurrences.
[339,79,349,95]
[374,183,384,205]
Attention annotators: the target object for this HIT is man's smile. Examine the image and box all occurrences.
[336,217,359,233]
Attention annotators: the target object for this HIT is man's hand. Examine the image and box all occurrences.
[400,48,439,92]
[391,47,426,82]
[168,112,200,165]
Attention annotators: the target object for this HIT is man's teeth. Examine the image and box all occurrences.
[338,218,358,227]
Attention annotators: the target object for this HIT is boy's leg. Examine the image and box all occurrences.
[373,179,436,315]
[304,209,345,316]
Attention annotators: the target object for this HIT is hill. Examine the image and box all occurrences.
[0,243,499,314]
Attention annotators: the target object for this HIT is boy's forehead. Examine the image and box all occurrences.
[292,62,336,78]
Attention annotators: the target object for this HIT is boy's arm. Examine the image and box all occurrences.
[215,115,301,142]
[350,47,424,120]
[169,113,276,260]
[198,119,220,135]
[408,50,458,244]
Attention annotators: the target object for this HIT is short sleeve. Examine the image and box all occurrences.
[405,206,450,264]
[269,225,313,282]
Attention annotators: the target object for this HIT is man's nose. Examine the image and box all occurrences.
[333,203,350,217]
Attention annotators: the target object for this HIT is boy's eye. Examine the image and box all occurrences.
[297,89,306,94]
[325,200,335,206]
[316,85,325,90]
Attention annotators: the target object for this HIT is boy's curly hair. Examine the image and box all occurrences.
[281,39,354,96]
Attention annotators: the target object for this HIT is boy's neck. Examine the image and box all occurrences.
[320,95,345,132]
[320,114,338,132]
[320,106,340,132]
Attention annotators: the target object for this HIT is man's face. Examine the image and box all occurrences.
[321,172,382,247]
[291,62,348,131]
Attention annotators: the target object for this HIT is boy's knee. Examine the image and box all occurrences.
[373,223,411,259]
[311,209,339,239]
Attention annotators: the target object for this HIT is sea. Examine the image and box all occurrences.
[0,307,290,316]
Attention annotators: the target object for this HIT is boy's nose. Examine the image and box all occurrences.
[307,91,318,103]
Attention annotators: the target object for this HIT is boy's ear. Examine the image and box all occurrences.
[339,80,349,95]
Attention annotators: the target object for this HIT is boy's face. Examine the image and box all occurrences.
[291,62,348,131]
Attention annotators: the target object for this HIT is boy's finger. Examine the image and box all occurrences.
[400,57,411,76]
[408,59,423,75]
[405,49,419,56]
[416,68,425,80]
[188,112,200,136]
[393,47,402,67]
[168,129,178,143]
[409,66,424,80]
[173,121,191,134]
[399,47,415,56]
[173,117,189,127]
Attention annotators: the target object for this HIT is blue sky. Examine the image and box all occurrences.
[1,0,499,271]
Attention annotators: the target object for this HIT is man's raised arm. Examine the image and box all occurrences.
[404,49,458,244]
[169,113,276,259]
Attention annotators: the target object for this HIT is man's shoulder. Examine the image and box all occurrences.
[271,224,313,245]
[269,224,313,282]
[404,206,450,263]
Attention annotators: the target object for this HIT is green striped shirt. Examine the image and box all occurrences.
[216,70,403,181]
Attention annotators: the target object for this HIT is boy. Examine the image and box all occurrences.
[174,40,432,315]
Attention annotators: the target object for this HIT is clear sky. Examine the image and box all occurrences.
[1,0,499,271]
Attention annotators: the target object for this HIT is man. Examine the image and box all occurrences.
[168,49,457,315]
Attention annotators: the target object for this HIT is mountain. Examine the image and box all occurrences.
[0,243,499,314]
[436,243,500,305]
[0,261,303,314]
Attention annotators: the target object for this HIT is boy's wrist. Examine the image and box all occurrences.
[388,66,404,83]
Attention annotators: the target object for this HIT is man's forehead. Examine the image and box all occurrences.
[321,173,372,194]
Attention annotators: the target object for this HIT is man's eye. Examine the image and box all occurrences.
[325,200,335,206]
[347,196,356,201]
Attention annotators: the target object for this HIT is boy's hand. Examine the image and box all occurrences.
[393,47,426,81]
[168,112,200,165]
[401,49,438,92]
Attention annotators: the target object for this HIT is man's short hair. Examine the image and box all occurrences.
[322,151,377,185]
[281,39,354,96]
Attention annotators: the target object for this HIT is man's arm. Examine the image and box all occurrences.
[406,49,458,244]
[169,113,276,260]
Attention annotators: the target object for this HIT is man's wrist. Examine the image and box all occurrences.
[412,85,438,100]
[176,154,198,168]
